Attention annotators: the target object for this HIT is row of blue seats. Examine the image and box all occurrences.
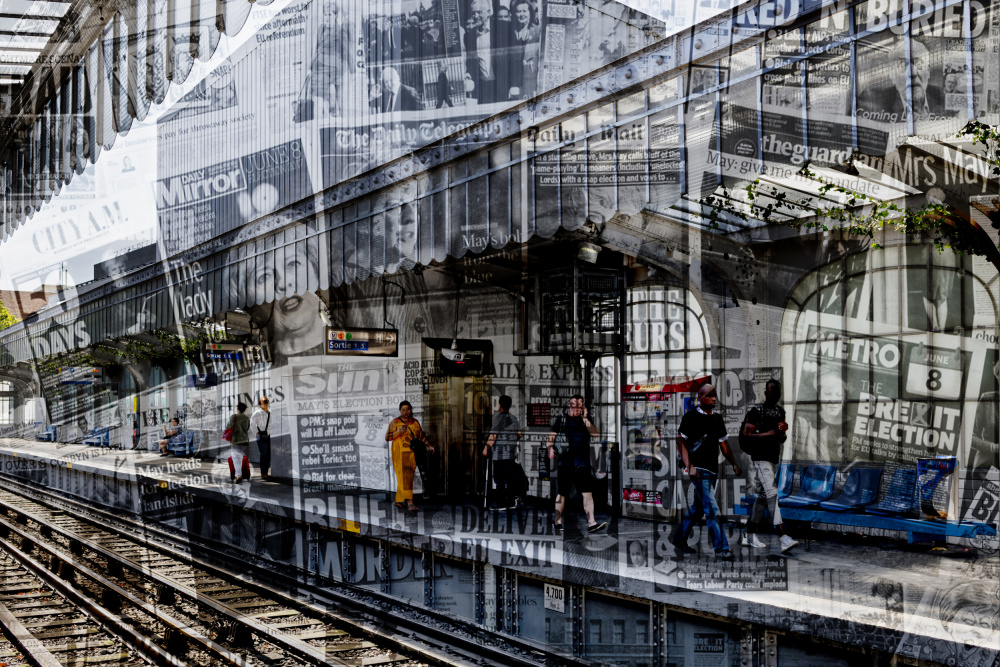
[36,425,114,447]
[165,430,197,456]
[36,425,196,455]
[770,464,920,516]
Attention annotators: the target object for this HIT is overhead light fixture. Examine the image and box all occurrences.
[578,242,601,264]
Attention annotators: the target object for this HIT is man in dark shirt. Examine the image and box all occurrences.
[672,384,741,559]
[546,394,607,533]
[740,379,799,553]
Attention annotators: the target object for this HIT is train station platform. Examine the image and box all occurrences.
[0,438,996,666]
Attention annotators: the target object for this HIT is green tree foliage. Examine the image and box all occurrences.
[0,299,18,330]
[703,122,1000,272]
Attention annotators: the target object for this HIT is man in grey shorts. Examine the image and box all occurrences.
[484,395,524,509]
[741,379,799,553]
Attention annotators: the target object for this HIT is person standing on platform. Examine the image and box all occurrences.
[546,395,607,533]
[227,402,252,484]
[672,384,741,560]
[386,401,432,511]
[740,379,799,553]
[436,61,453,108]
[483,395,525,509]
[249,396,272,481]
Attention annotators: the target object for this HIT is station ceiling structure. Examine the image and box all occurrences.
[0,0,996,362]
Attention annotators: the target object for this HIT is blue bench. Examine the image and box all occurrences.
[83,426,113,447]
[777,463,795,499]
[819,468,882,511]
[35,425,58,442]
[780,465,837,508]
[738,465,996,544]
[166,430,196,456]
[867,468,918,517]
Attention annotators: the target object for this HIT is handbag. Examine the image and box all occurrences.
[222,414,235,442]
[257,412,271,447]
[405,422,427,457]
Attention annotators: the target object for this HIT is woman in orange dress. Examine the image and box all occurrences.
[385,401,433,510]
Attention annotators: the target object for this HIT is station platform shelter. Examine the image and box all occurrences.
[0,0,998,664]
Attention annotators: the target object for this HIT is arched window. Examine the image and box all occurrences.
[0,381,14,425]
[149,366,168,412]
[781,247,997,471]
[626,283,710,383]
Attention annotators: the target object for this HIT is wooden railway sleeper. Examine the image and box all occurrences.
[0,518,246,667]
[0,492,431,667]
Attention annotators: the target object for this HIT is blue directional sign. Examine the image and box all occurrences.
[325,328,398,357]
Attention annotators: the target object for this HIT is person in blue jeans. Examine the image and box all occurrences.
[672,384,742,560]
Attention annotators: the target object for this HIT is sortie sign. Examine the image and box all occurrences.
[325,328,398,357]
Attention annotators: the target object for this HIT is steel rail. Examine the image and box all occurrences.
[0,517,250,667]
[0,492,430,667]
[0,596,64,667]
[0,474,592,667]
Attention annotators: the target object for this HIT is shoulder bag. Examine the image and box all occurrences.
[406,421,427,457]
[222,414,234,442]
[257,412,271,448]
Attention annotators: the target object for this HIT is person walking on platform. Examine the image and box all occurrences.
[672,384,741,560]
[546,395,607,533]
[386,401,433,511]
[227,402,252,484]
[740,379,799,553]
[249,396,273,481]
[483,395,525,509]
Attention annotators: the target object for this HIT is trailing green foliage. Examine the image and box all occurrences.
[33,325,236,376]
[701,121,1000,271]
[0,300,18,330]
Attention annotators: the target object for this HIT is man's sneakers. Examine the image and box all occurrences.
[513,497,525,509]
[741,533,767,549]
[780,535,800,553]
[715,549,735,560]
[672,540,697,557]
[554,522,562,533]
[587,521,608,534]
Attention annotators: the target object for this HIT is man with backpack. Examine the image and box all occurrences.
[672,384,741,560]
[739,379,799,553]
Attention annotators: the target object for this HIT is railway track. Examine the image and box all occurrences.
[0,478,573,667]
[0,487,434,667]
[0,529,160,667]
